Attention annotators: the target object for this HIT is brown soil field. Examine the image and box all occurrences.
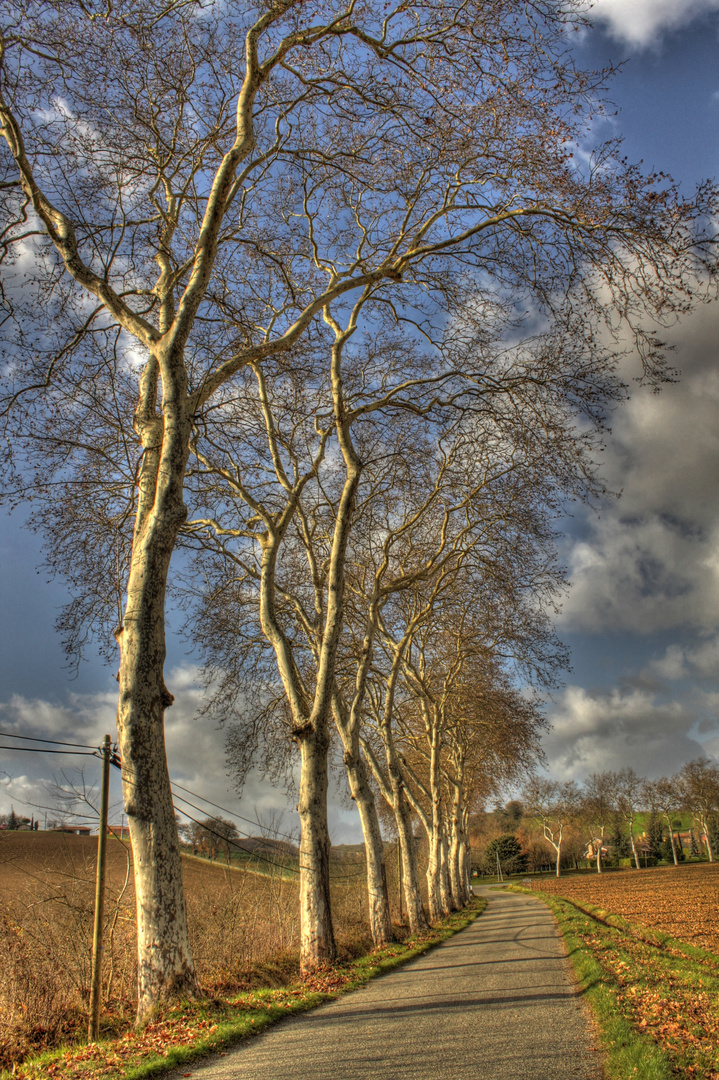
[0,830,370,1069]
[537,862,719,951]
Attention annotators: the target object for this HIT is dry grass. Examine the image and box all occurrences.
[0,831,372,1071]
[536,861,719,951]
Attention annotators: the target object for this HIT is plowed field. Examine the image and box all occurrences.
[538,862,719,951]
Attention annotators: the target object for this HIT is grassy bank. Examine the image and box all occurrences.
[6,898,485,1080]
[510,885,719,1080]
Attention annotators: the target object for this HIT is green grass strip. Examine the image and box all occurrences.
[507,887,672,1080]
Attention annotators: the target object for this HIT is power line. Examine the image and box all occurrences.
[0,730,99,749]
[0,738,367,883]
[172,793,366,883]
[173,801,304,877]
[169,780,367,882]
[109,759,303,875]
[0,744,99,756]
[170,779,301,846]
[111,761,366,883]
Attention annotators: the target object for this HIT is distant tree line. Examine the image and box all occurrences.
[0,809,37,831]
[471,761,719,878]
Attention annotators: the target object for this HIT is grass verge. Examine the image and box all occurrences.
[6,898,485,1080]
[508,885,719,1080]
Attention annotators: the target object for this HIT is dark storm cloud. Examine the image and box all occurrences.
[560,303,719,635]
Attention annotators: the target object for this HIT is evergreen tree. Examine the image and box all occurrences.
[484,834,529,876]
[646,813,664,858]
[610,816,630,859]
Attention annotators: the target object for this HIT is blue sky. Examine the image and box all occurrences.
[1,0,719,837]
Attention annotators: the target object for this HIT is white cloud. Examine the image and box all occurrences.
[589,0,719,47]
[644,636,719,684]
[0,667,364,841]
[543,683,706,779]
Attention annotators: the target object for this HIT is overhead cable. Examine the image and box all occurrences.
[0,744,99,756]
[0,730,99,749]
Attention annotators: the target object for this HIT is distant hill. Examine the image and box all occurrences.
[233,836,299,857]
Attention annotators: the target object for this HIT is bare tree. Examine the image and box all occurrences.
[678,759,719,863]
[366,549,559,922]
[615,768,643,870]
[1,0,716,1015]
[642,776,682,866]
[523,778,580,878]
[582,773,616,874]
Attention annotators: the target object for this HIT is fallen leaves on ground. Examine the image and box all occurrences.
[540,869,719,1079]
[539,863,719,951]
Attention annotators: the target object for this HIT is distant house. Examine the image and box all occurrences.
[52,826,92,836]
[107,825,131,839]
[676,829,706,850]
[583,841,610,860]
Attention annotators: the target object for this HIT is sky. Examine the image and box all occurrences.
[1,0,719,840]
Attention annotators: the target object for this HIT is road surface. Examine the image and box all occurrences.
[183,887,603,1080]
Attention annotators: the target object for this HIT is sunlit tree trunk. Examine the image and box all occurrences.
[117,363,197,1022]
[297,726,336,968]
[628,813,641,870]
[439,828,456,913]
[341,743,392,947]
[448,783,469,906]
[363,738,428,934]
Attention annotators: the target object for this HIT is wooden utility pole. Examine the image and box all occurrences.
[88,734,111,1042]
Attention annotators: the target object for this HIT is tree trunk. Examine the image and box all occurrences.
[703,820,714,862]
[596,844,602,874]
[629,820,641,869]
[425,724,444,923]
[364,729,428,934]
[448,828,463,907]
[342,748,392,948]
[117,389,197,1025]
[393,789,427,934]
[668,825,679,865]
[555,844,562,877]
[297,727,336,970]
[439,830,457,913]
[448,787,466,907]
[459,828,472,903]
[425,822,443,923]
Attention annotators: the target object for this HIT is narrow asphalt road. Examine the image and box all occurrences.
[185,888,603,1080]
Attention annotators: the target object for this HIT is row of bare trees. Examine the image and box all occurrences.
[0,0,716,1022]
[524,760,719,876]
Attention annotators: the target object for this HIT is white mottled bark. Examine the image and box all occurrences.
[117,360,196,1022]
[448,782,469,907]
[342,746,392,947]
[425,723,444,922]
[297,727,336,968]
[362,738,428,934]
[438,829,455,914]
[394,796,427,933]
